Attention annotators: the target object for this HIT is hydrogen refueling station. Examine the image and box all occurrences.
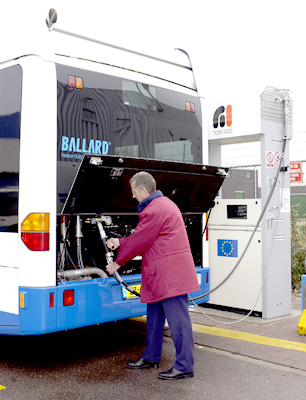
[206,87,292,319]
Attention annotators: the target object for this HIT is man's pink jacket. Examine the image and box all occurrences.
[116,196,200,303]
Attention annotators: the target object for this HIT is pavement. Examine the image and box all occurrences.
[172,293,306,372]
[2,296,306,399]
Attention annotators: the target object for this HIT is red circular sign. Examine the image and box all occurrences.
[267,152,273,162]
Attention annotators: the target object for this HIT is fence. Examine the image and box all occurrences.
[222,163,306,219]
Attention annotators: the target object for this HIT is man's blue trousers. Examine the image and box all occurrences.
[142,294,194,373]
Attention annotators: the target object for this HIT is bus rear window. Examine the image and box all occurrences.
[56,64,202,211]
[122,81,158,111]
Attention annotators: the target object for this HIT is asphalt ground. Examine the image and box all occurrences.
[0,293,306,399]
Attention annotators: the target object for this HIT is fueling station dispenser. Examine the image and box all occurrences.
[207,87,292,319]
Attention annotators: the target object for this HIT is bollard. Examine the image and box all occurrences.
[297,275,306,335]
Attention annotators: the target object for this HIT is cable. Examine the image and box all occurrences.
[189,294,255,325]
[58,217,79,273]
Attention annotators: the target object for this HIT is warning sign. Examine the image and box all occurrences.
[266,151,282,168]
[290,162,303,183]
[274,152,281,162]
[266,152,274,167]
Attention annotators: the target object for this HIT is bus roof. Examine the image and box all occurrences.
[47,25,198,91]
[0,8,198,92]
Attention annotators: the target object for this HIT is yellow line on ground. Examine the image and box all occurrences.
[0,385,6,390]
[130,316,306,353]
[192,323,306,352]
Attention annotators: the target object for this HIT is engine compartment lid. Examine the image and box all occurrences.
[62,155,228,215]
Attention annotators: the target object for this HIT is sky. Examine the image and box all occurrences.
[2,0,306,165]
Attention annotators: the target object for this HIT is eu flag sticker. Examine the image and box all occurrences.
[218,239,238,257]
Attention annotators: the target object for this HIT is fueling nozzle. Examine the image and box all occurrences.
[96,220,114,265]
[95,218,140,297]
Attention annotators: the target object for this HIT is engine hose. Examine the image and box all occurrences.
[57,267,107,279]
[188,136,288,303]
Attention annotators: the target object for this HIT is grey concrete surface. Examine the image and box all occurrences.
[1,316,306,399]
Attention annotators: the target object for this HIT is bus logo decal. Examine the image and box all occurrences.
[61,136,110,157]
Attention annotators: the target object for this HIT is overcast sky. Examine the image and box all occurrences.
[3,0,306,164]
[6,1,305,98]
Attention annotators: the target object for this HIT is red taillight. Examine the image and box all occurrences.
[21,232,49,251]
[206,272,209,284]
[50,292,54,308]
[63,290,74,306]
[21,213,50,251]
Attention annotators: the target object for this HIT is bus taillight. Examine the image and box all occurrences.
[63,290,74,306]
[21,213,50,251]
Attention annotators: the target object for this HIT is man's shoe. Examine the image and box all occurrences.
[158,367,194,380]
[127,357,159,369]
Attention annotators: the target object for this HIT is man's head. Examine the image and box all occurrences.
[129,172,156,203]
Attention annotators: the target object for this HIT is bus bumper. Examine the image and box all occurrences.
[0,267,209,335]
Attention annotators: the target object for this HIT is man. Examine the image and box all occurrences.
[106,171,199,380]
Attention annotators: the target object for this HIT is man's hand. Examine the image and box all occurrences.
[106,261,121,275]
[106,238,120,250]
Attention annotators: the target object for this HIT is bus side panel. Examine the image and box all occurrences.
[0,234,19,316]
[18,58,57,288]
[0,65,22,322]
[0,311,19,326]
[0,267,19,317]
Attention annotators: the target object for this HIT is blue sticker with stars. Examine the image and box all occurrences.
[217,239,238,257]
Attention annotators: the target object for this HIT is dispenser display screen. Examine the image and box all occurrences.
[227,205,247,219]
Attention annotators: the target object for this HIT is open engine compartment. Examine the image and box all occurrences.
[56,155,227,283]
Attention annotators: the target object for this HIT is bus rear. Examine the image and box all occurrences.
[0,23,226,335]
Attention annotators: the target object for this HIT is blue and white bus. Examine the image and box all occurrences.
[0,10,225,335]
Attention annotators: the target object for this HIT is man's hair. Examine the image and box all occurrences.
[130,171,156,195]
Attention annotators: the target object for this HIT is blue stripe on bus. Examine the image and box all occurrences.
[0,311,19,326]
[0,267,209,335]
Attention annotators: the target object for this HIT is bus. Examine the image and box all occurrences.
[0,10,225,335]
